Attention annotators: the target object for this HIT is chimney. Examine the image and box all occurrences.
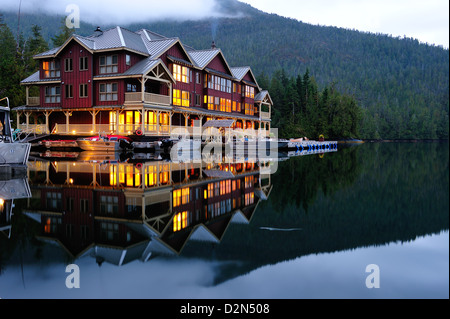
[211,41,216,49]
[94,26,103,37]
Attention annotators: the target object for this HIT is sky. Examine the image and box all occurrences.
[242,0,449,48]
[0,0,448,48]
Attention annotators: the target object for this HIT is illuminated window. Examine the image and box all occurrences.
[245,192,255,205]
[43,60,60,78]
[109,112,117,132]
[145,165,157,187]
[245,176,254,188]
[245,103,254,116]
[208,183,214,198]
[245,85,255,98]
[173,188,189,207]
[110,165,117,185]
[173,89,190,107]
[99,55,118,74]
[173,64,190,83]
[173,211,189,232]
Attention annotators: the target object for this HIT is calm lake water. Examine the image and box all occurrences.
[0,141,448,300]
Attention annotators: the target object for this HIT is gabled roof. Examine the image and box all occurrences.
[188,49,221,68]
[231,66,260,88]
[255,90,273,105]
[188,48,234,76]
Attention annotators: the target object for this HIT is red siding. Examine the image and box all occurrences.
[206,55,231,76]
[94,80,125,106]
[60,41,93,108]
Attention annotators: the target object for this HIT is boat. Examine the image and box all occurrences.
[39,139,79,149]
[76,135,134,152]
[0,97,31,166]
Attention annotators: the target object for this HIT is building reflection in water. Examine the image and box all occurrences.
[23,152,273,266]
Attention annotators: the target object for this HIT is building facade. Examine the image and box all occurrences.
[17,26,272,139]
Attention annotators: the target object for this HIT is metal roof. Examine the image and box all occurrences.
[188,49,220,68]
[20,71,61,84]
[230,66,250,81]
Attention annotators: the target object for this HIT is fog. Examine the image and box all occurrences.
[0,0,237,24]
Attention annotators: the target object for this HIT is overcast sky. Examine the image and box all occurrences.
[242,0,449,48]
[1,0,448,48]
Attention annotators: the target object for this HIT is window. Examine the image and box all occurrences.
[80,199,89,213]
[245,103,254,116]
[99,83,118,101]
[79,56,88,71]
[173,212,189,232]
[100,196,118,214]
[173,188,190,207]
[245,85,255,99]
[45,86,61,103]
[65,58,73,72]
[79,83,88,98]
[43,60,60,78]
[99,55,118,74]
[65,84,73,99]
[206,74,232,93]
[81,226,89,240]
[101,223,119,241]
[66,224,75,238]
[196,72,201,84]
[173,64,189,83]
[46,192,62,210]
[195,94,201,106]
[66,197,74,212]
[173,89,190,107]
[126,83,137,92]
[204,95,215,110]
[126,54,131,66]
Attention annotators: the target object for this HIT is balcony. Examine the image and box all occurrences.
[28,96,40,106]
[124,92,171,106]
[260,111,270,120]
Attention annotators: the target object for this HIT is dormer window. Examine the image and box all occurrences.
[99,55,118,74]
[43,60,60,78]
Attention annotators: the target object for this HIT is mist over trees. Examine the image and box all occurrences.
[1,0,448,140]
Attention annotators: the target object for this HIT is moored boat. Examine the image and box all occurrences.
[0,97,31,166]
[76,135,134,152]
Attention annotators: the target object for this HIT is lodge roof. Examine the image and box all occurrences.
[29,26,266,93]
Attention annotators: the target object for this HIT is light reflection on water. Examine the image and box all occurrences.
[0,142,448,299]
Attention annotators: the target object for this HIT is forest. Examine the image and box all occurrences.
[1,0,449,140]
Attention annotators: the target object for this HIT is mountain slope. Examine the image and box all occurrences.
[1,0,448,139]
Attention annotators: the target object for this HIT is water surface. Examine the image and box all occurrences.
[0,142,448,299]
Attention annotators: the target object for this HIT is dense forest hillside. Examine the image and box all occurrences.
[1,0,448,139]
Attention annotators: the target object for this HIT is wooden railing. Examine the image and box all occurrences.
[260,111,271,120]
[28,97,40,106]
[125,92,171,106]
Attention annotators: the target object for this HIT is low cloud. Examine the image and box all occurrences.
[1,0,236,24]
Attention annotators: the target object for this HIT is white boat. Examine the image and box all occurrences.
[76,135,134,152]
[0,97,31,166]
